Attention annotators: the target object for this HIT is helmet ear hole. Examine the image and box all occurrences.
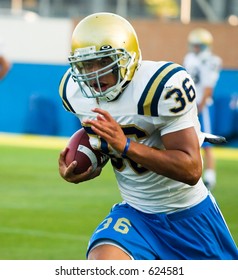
[100,45,112,51]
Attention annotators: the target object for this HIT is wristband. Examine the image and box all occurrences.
[121,138,131,158]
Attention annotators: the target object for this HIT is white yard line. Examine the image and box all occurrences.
[0,226,87,242]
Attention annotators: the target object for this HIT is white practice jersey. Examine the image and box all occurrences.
[0,39,5,56]
[59,61,208,213]
[183,50,222,105]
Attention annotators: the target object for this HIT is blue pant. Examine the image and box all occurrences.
[87,194,238,260]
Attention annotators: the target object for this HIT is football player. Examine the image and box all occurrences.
[58,13,238,260]
[183,28,222,190]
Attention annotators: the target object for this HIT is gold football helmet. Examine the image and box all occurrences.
[188,28,213,53]
[69,12,141,101]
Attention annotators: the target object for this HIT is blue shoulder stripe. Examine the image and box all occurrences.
[138,62,185,116]
[58,69,76,113]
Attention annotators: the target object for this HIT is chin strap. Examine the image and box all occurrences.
[204,133,227,144]
[105,81,130,102]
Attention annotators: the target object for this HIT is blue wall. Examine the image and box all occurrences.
[0,63,238,145]
[213,70,238,146]
[0,63,81,137]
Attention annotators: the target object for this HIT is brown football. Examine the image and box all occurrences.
[65,128,109,174]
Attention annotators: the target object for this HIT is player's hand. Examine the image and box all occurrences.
[84,108,127,154]
[197,103,203,113]
[58,148,102,184]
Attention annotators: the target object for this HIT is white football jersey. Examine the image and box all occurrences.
[183,50,222,105]
[59,61,208,213]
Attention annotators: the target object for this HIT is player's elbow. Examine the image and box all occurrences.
[185,165,202,186]
[186,175,200,186]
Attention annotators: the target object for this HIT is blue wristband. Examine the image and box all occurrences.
[121,138,131,158]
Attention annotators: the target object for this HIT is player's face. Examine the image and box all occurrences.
[81,57,117,92]
[190,44,207,54]
[191,44,200,54]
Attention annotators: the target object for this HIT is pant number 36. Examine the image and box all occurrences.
[95,217,131,234]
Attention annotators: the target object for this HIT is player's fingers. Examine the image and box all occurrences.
[88,166,102,179]
[68,166,98,184]
[59,147,69,162]
[63,160,78,177]
[92,108,111,120]
[70,166,101,183]
[90,116,120,137]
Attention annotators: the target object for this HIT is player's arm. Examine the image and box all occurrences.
[198,86,213,112]
[0,55,10,79]
[85,108,202,186]
[58,71,102,184]
[198,58,221,112]
[127,126,202,185]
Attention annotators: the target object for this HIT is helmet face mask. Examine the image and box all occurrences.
[69,12,141,101]
[189,43,209,54]
[69,46,134,100]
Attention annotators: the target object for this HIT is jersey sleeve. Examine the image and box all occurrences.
[183,53,191,69]
[203,55,222,88]
[137,62,197,118]
[160,106,199,137]
[158,70,196,117]
[58,68,77,113]
[158,67,199,137]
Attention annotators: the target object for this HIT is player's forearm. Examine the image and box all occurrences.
[199,87,213,111]
[126,141,202,185]
[0,57,10,79]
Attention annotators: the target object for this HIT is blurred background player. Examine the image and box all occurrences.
[0,38,10,82]
[183,28,222,190]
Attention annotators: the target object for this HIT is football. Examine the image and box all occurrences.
[65,128,109,174]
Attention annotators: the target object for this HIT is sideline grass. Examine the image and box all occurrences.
[0,133,237,259]
[0,135,120,260]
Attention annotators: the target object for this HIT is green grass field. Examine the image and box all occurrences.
[0,134,237,260]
